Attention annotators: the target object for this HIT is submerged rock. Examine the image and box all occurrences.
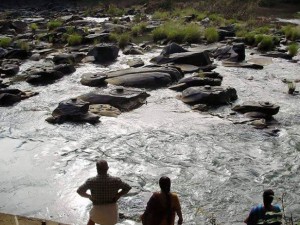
[180,85,237,105]
[105,66,183,89]
[78,87,150,111]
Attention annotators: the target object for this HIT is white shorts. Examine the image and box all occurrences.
[90,203,118,225]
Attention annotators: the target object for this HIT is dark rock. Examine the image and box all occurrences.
[80,73,107,87]
[87,44,119,63]
[180,85,237,105]
[0,48,8,58]
[78,87,150,111]
[232,101,280,116]
[170,77,222,91]
[105,66,183,89]
[54,64,76,75]
[53,54,75,65]
[218,26,235,41]
[222,61,264,69]
[47,98,100,124]
[12,20,27,33]
[161,43,188,56]
[123,45,143,55]
[84,33,110,44]
[213,43,245,62]
[151,50,212,67]
[172,64,200,73]
[0,64,19,77]
[5,49,31,60]
[0,89,38,106]
[26,70,64,84]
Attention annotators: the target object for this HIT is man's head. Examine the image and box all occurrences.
[96,160,109,174]
[263,189,274,206]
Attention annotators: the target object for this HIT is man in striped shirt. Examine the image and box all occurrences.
[77,160,131,225]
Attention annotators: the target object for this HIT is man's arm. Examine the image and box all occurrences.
[77,181,91,199]
[113,179,132,202]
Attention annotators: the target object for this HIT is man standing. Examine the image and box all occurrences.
[77,160,131,225]
[244,189,282,225]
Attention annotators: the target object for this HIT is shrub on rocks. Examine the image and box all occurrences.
[282,25,300,41]
[204,27,219,43]
[287,43,299,57]
[29,23,38,32]
[47,20,63,31]
[131,22,147,37]
[255,35,275,51]
[152,22,201,44]
[0,37,12,48]
[67,33,83,46]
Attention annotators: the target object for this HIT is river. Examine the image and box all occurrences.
[0,47,299,225]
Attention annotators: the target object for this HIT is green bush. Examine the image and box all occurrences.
[244,32,256,45]
[282,25,300,41]
[183,23,202,43]
[208,14,225,26]
[152,11,170,21]
[109,33,131,49]
[0,37,12,48]
[67,33,82,46]
[29,23,38,32]
[152,22,201,44]
[131,22,147,36]
[287,43,299,56]
[107,4,124,17]
[204,27,219,43]
[256,35,274,51]
[47,20,63,30]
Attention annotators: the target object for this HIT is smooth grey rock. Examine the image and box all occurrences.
[127,58,144,68]
[213,43,245,62]
[5,49,31,60]
[232,101,280,116]
[80,73,107,87]
[170,77,222,91]
[105,66,183,89]
[53,54,75,65]
[0,64,19,76]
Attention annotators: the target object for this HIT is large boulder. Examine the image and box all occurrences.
[4,49,31,60]
[26,70,64,84]
[105,66,183,89]
[78,87,150,111]
[160,43,188,56]
[87,44,119,63]
[151,50,212,67]
[213,43,245,62]
[53,54,76,65]
[232,101,280,117]
[180,85,237,105]
[46,98,100,124]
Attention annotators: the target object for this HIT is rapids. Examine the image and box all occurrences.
[0,48,299,225]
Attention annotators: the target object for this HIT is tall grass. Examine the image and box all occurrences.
[131,22,147,36]
[67,33,82,46]
[282,25,300,41]
[287,43,299,57]
[152,11,170,21]
[0,37,12,48]
[204,27,219,43]
[152,22,202,43]
[47,20,63,30]
[110,33,131,49]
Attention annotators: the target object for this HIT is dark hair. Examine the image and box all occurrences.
[159,176,172,225]
[96,160,109,174]
[263,189,274,205]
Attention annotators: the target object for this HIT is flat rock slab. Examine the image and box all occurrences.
[80,73,107,87]
[222,61,264,69]
[78,87,150,111]
[89,104,121,117]
[232,101,280,116]
[105,66,183,89]
[180,85,237,105]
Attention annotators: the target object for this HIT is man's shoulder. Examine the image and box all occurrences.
[107,174,122,182]
[86,176,99,183]
[251,204,264,214]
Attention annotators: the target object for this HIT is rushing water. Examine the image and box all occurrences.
[0,47,300,225]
